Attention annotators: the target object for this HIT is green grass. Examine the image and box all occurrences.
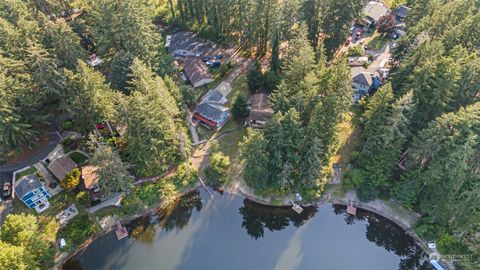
[228,74,250,106]
[15,167,37,180]
[68,151,89,166]
[366,32,388,51]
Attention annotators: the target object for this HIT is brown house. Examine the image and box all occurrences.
[183,58,213,88]
[47,156,77,181]
[246,93,273,128]
[81,165,102,200]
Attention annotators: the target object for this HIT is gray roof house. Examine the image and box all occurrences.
[200,82,232,105]
[168,31,209,57]
[183,58,214,88]
[363,1,389,24]
[395,5,411,20]
[201,89,228,105]
[193,103,229,129]
[15,174,51,213]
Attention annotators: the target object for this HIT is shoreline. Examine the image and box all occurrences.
[58,183,437,270]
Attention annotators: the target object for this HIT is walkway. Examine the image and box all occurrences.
[86,193,124,213]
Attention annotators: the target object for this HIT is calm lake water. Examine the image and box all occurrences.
[64,190,432,270]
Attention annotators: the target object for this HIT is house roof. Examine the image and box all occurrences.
[82,165,99,190]
[246,93,273,124]
[48,156,77,181]
[248,93,270,111]
[169,31,208,54]
[201,89,227,104]
[352,72,373,87]
[15,174,43,199]
[364,1,389,23]
[214,81,232,97]
[194,103,228,122]
[395,5,410,18]
[183,58,212,86]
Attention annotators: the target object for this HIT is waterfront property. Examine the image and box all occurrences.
[81,165,102,201]
[15,174,51,213]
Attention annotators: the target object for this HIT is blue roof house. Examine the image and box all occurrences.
[15,174,51,213]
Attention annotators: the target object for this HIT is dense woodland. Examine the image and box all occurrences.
[0,0,479,269]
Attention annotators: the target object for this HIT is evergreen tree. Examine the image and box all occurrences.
[63,61,117,133]
[124,59,190,176]
[247,62,264,93]
[231,94,250,120]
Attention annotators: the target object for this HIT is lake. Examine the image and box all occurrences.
[64,189,432,270]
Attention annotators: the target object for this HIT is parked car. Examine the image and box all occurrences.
[201,56,211,62]
[213,55,224,59]
[96,123,105,129]
[179,72,189,82]
[3,182,11,198]
[355,31,362,39]
[206,61,221,68]
[345,37,352,46]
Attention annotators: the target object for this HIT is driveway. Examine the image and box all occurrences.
[0,132,61,173]
[367,42,392,73]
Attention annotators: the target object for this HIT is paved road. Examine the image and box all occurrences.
[0,132,61,173]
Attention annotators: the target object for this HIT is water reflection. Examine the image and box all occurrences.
[64,191,432,270]
[239,199,317,239]
[129,191,204,244]
[332,205,432,270]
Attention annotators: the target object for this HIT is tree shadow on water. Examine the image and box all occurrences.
[239,199,318,239]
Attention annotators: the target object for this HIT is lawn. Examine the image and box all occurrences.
[68,151,89,166]
[228,73,250,106]
[366,31,388,51]
[15,166,38,180]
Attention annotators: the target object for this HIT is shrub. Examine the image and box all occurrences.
[60,168,81,191]
[205,152,230,186]
[76,191,89,206]
[172,163,198,188]
[58,215,98,250]
[347,45,365,57]
[61,120,73,130]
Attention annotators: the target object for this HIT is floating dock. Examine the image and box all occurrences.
[291,201,304,214]
[347,201,357,216]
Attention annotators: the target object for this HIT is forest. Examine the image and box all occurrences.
[0,0,479,269]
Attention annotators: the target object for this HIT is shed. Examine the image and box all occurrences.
[246,93,273,128]
[48,156,77,181]
[183,58,213,88]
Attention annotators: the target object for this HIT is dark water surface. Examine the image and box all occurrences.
[64,190,432,270]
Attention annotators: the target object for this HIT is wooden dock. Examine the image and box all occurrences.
[199,177,214,199]
[115,220,128,240]
[347,201,357,216]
